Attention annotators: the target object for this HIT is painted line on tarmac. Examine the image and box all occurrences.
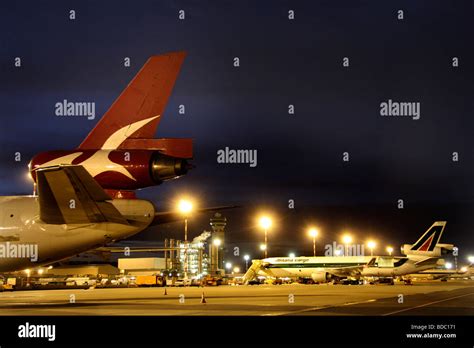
[381,292,474,316]
[264,299,377,316]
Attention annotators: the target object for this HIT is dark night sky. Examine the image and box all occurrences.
[0,1,473,267]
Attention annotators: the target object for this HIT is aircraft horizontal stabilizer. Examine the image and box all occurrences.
[413,257,439,267]
[36,165,128,225]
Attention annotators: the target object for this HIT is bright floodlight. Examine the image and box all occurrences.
[289,252,296,258]
[244,255,250,261]
[233,267,240,273]
[260,244,267,251]
[38,269,44,275]
[445,262,453,269]
[367,240,376,249]
[259,216,272,230]
[342,234,352,244]
[468,256,474,264]
[308,228,319,238]
[386,246,394,254]
[460,266,468,273]
[225,262,232,270]
[177,199,193,215]
[213,238,222,247]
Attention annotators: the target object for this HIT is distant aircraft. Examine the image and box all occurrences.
[399,221,453,257]
[243,221,454,284]
[29,52,192,199]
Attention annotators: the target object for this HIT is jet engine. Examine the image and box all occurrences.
[150,152,190,183]
[30,149,191,191]
[311,272,331,283]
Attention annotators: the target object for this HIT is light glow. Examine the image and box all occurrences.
[259,216,272,230]
[308,228,319,238]
[367,240,376,249]
[342,234,353,244]
[177,199,193,215]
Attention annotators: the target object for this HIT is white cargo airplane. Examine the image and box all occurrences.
[244,221,453,283]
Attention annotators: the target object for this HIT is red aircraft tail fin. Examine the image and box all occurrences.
[78,52,186,150]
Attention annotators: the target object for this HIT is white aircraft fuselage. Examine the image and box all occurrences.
[0,196,154,272]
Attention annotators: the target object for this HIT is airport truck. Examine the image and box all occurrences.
[135,275,165,287]
[203,275,223,286]
[0,278,17,291]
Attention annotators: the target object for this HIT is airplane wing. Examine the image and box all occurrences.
[36,165,128,225]
[150,205,240,226]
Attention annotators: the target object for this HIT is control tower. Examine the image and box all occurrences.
[209,213,226,276]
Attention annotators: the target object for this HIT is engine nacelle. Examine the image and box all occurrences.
[30,149,191,191]
[401,243,454,257]
[150,152,189,183]
[311,272,330,283]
